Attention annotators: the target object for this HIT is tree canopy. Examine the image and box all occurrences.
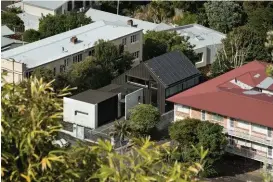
[204,1,243,33]
[2,77,207,181]
[22,29,41,43]
[129,104,160,136]
[1,11,24,31]
[143,31,198,63]
[39,12,92,38]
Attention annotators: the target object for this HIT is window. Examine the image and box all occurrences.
[237,120,249,129]
[119,45,124,54]
[73,55,77,63]
[60,65,65,73]
[64,58,69,66]
[122,38,127,45]
[212,113,223,121]
[196,53,203,63]
[53,67,56,76]
[201,110,206,121]
[89,49,95,56]
[78,54,82,62]
[177,105,190,114]
[166,83,184,97]
[73,54,82,63]
[131,35,137,43]
[2,69,8,74]
[252,124,267,134]
[252,143,267,152]
[75,111,88,115]
[132,51,139,58]
[127,76,148,87]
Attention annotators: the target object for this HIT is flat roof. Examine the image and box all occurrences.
[97,83,139,95]
[165,24,226,49]
[167,61,273,128]
[85,8,172,33]
[17,12,40,30]
[1,21,142,68]
[1,25,15,36]
[23,0,67,10]
[70,89,118,104]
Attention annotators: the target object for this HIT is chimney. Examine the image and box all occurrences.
[70,36,78,44]
[127,19,133,26]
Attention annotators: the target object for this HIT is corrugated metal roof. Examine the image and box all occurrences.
[23,0,67,10]
[85,8,172,33]
[145,51,200,87]
[167,61,273,128]
[1,21,142,68]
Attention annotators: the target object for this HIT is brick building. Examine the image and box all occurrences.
[167,61,273,168]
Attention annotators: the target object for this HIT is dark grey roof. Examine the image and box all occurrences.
[70,89,118,104]
[144,51,200,87]
[97,83,139,96]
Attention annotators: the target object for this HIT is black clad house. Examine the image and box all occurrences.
[112,51,201,114]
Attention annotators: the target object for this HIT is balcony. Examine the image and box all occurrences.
[226,146,273,164]
[223,128,273,146]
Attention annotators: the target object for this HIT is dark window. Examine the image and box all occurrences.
[127,76,147,87]
[197,53,203,63]
[165,82,184,97]
[53,68,56,76]
[119,45,124,54]
[73,55,77,63]
[75,110,88,115]
[86,1,90,6]
[122,38,126,45]
[64,58,69,66]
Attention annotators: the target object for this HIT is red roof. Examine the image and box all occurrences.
[167,61,273,128]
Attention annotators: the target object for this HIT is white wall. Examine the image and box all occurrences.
[125,88,143,120]
[23,4,55,17]
[1,59,25,84]
[63,97,98,129]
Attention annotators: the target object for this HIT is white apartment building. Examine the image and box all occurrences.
[1,58,26,84]
[1,21,143,76]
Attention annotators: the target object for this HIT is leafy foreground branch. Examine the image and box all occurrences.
[1,77,207,181]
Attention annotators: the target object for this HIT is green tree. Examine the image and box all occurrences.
[1,11,24,31]
[143,31,198,63]
[32,67,54,82]
[93,39,134,77]
[196,121,227,176]
[1,76,72,181]
[204,1,243,33]
[169,118,200,147]
[110,120,131,149]
[129,104,160,136]
[22,29,41,43]
[211,26,271,77]
[39,12,91,38]
[6,6,22,14]
[173,12,197,26]
[66,57,112,93]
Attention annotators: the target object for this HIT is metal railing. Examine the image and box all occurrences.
[223,128,273,146]
[226,146,273,164]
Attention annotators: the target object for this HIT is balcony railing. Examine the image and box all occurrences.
[223,128,273,146]
[226,146,273,164]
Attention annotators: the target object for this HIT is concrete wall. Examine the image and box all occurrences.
[63,97,98,129]
[26,31,143,75]
[23,4,55,17]
[194,43,223,68]
[1,58,25,84]
[125,88,143,120]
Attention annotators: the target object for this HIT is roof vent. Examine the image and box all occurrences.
[70,36,78,44]
[195,35,204,41]
[127,19,133,26]
[254,74,260,78]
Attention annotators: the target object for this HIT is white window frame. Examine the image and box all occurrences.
[237,120,249,130]
[201,110,206,121]
[131,35,137,43]
[122,37,127,45]
[212,113,223,122]
[252,124,267,134]
[177,105,190,114]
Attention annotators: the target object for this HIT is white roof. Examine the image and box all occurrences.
[23,0,67,10]
[165,24,226,49]
[85,8,172,33]
[1,25,15,36]
[17,13,40,30]
[1,21,142,68]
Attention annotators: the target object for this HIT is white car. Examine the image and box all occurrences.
[52,138,69,148]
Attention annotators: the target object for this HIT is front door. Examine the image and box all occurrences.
[76,125,84,140]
